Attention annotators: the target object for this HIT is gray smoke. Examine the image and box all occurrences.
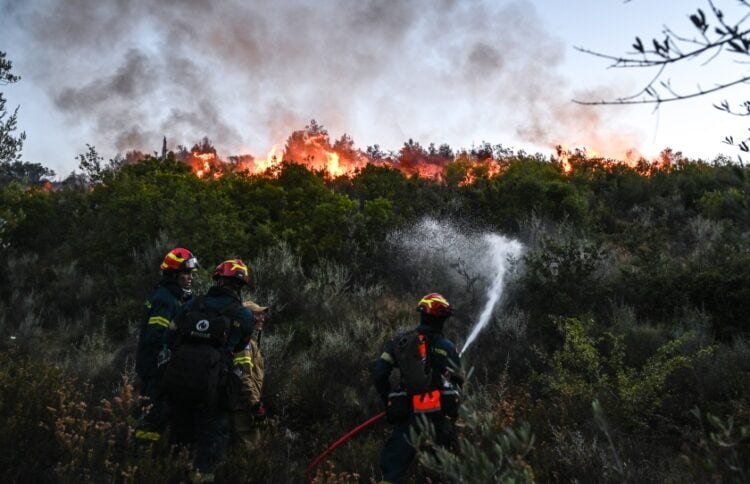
[1,0,642,162]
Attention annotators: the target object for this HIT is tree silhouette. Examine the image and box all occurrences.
[0,51,26,164]
[0,51,54,185]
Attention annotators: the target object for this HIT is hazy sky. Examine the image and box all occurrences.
[1,0,747,176]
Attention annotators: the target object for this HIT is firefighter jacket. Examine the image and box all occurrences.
[232,337,264,408]
[136,280,190,379]
[372,322,464,405]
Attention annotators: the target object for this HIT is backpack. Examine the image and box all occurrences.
[392,330,434,395]
[160,296,241,407]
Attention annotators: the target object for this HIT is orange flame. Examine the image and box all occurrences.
[282,129,368,175]
[554,143,675,175]
[189,151,224,179]
[180,124,675,181]
[229,145,284,174]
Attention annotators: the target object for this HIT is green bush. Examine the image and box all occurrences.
[0,350,69,481]
[413,396,535,483]
[536,318,716,429]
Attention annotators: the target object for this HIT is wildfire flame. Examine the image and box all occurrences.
[182,124,677,181]
[554,144,675,175]
[188,151,224,179]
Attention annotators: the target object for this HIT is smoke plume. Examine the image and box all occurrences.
[2,0,643,161]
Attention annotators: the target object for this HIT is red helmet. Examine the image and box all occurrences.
[160,247,198,272]
[417,292,452,318]
[213,259,250,285]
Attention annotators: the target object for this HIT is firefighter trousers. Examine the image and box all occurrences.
[379,412,455,483]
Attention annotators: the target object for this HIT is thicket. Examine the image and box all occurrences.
[0,151,749,482]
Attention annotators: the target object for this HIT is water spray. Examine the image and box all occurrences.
[389,219,524,358]
[459,234,523,357]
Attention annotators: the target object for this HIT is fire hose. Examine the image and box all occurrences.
[305,411,386,481]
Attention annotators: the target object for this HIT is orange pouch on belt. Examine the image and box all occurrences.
[412,390,441,413]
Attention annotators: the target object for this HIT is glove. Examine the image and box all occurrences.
[252,401,266,421]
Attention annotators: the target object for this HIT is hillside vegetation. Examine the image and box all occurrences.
[0,150,748,482]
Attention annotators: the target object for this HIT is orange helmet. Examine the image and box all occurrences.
[213,259,250,285]
[160,247,198,272]
[417,292,452,318]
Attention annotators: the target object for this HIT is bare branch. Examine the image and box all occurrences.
[580,1,750,158]
[714,98,750,116]
[575,23,750,69]
[574,75,750,106]
[614,64,668,102]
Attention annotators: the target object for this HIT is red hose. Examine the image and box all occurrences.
[305,411,386,481]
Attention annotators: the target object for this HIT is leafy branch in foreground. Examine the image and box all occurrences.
[410,399,536,483]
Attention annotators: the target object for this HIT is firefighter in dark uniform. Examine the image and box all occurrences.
[372,292,464,484]
[135,247,198,444]
[166,258,256,481]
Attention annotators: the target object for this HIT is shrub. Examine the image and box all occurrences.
[0,350,70,482]
[680,408,750,482]
[535,318,717,429]
[412,396,536,483]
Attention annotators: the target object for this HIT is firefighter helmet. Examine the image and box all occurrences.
[213,259,251,285]
[160,247,199,272]
[417,292,452,318]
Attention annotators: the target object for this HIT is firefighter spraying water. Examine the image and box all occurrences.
[307,220,523,480]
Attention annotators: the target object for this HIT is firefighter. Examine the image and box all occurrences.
[230,300,269,451]
[134,247,198,445]
[372,292,464,484]
[164,258,256,481]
